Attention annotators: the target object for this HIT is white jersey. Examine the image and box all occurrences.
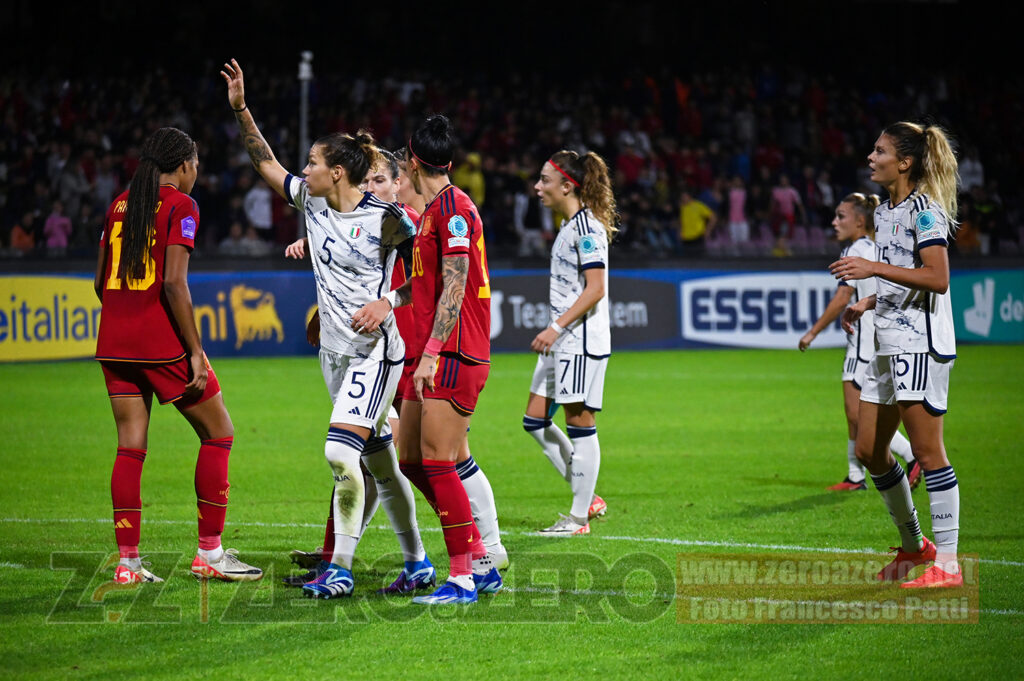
[284,173,414,361]
[872,191,956,359]
[549,208,610,358]
[839,236,876,362]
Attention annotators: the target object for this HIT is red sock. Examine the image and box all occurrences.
[423,458,475,576]
[112,447,146,554]
[321,489,335,562]
[400,461,439,515]
[196,437,231,550]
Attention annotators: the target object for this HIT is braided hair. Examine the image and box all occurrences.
[122,128,196,281]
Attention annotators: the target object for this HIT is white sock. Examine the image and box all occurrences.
[198,546,224,562]
[924,466,960,573]
[449,573,475,590]
[325,427,366,569]
[847,439,865,483]
[457,455,502,548]
[472,552,493,576]
[889,429,915,465]
[869,461,923,552]
[524,415,573,483]
[359,467,379,537]
[361,437,425,563]
[567,426,601,522]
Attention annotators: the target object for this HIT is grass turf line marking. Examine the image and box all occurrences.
[0,562,25,569]
[5,516,1023,569]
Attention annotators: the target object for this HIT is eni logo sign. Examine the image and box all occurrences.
[194,284,284,349]
[0,276,102,362]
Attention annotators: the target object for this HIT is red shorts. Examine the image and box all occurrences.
[100,354,221,408]
[401,354,489,416]
[395,356,416,405]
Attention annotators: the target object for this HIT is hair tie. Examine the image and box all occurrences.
[408,140,452,172]
[549,160,580,187]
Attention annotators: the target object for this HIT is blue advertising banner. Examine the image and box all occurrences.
[3,268,1020,362]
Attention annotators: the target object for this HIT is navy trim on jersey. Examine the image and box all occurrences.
[918,237,948,250]
[580,262,606,270]
[284,173,298,207]
[924,294,957,360]
[166,204,177,242]
[357,191,372,209]
[584,352,611,360]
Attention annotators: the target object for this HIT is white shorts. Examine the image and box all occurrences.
[860,352,953,414]
[320,349,402,435]
[842,349,869,389]
[529,351,608,411]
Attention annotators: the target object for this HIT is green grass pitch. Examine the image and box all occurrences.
[1,346,1022,679]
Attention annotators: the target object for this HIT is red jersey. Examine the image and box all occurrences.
[391,205,419,355]
[95,185,199,363]
[410,184,490,364]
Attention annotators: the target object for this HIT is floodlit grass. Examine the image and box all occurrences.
[1,347,1022,680]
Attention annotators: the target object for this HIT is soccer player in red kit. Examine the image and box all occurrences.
[95,127,261,584]
[358,116,501,603]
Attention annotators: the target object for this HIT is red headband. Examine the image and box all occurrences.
[408,140,452,172]
[549,160,580,187]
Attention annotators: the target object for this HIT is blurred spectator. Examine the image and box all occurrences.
[453,151,485,207]
[769,173,804,256]
[727,176,751,249]
[8,212,39,256]
[678,187,715,255]
[239,225,273,257]
[219,221,248,256]
[44,200,72,257]
[243,173,273,237]
[57,153,91,221]
[513,175,552,258]
[959,146,984,192]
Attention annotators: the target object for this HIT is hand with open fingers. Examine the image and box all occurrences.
[829,255,874,282]
[413,354,437,401]
[351,299,390,335]
[185,352,209,400]
[220,58,246,111]
[285,238,307,259]
[530,326,559,354]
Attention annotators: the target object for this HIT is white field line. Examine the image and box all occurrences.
[3,516,1023,568]
[504,586,1024,618]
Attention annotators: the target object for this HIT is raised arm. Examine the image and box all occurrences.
[221,59,289,199]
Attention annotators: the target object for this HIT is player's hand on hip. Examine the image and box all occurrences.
[184,352,209,400]
[413,355,437,401]
[220,58,246,110]
[530,326,558,354]
[351,299,390,334]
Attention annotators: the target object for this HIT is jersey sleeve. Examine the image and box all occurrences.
[167,195,199,249]
[380,202,418,248]
[576,229,608,270]
[283,173,309,210]
[914,203,950,250]
[438,211,473,257]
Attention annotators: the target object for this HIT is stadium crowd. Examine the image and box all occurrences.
[1,63,1020,261]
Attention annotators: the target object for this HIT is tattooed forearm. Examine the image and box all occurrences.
[234,109,276,167]
[430,255,468,343]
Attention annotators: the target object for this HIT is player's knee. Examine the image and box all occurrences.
[523,414,550,433]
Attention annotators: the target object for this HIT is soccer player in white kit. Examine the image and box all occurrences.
[223,60,422,598]
[799,193,920,490]
[524,150,616,535]
[831,121,963,588]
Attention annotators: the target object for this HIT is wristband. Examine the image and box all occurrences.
[424,337,443,357]
[383,290,398,309]
[549,321,564,334]
[232,104,247,112]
